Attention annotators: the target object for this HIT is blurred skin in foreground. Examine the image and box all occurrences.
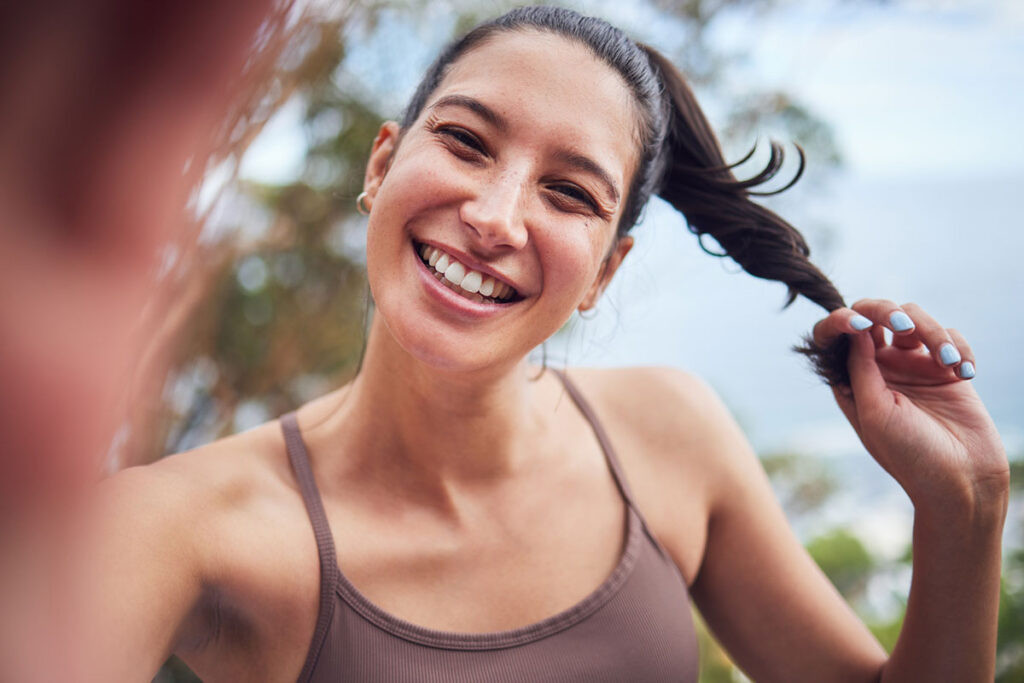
[0,1,278,678]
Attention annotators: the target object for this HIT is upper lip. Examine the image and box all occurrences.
[417,240,526,295]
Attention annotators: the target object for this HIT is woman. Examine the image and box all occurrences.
[83,6,1008,682]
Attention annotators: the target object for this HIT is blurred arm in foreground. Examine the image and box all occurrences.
[0,1,280,678]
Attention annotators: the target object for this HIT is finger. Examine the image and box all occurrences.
[811,307,875,347]
[870,322,887,350]
[850,298,917,339]
[899,302,963,372]
[847,329,891,416]
[946,327,977,380]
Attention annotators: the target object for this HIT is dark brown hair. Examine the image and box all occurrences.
[401,6,849,386]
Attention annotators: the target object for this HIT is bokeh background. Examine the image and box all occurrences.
[139,0,1024,680]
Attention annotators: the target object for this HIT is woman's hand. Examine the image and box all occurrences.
[812,299,1009,518]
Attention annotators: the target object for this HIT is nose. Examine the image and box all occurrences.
[459,169,529,251]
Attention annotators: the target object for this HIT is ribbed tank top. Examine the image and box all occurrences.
[280,368,700,682]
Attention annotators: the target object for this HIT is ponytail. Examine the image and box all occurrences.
[641,46,852,388]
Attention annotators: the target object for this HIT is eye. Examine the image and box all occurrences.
[433,124,487,158]
[548,183,599,213]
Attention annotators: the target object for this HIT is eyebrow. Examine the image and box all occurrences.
[427,93,621,204]
[427,94,507,131]
[552,150,620,204]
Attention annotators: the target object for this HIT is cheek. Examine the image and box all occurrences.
[364,154,449,268]
[537,229,604,303]
[377,142,466,215]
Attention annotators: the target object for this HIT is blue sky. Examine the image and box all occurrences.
[242,1,1024,180]
[709,0,1024,178]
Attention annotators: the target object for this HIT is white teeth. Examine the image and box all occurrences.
[444,262,466,286]
[460,270,482,294]
[418,242,518,303]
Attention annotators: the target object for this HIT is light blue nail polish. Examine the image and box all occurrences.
[890,311,914,332]
[959,361,975,379]
[850,314,873,331]
[939,343,961,366]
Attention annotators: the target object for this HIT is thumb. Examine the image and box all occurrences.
[847,331,891,414]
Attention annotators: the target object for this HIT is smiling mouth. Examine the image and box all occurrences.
[414,241,523,305]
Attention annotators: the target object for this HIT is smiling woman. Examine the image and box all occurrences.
[82,5,1009,683]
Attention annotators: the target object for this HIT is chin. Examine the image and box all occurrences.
[376,303,518,374]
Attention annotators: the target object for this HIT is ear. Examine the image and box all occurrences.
[362,121,401,212]
[578,236,634,312]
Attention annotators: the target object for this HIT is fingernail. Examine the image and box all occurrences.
[939,343,961,366]
[890,311,914,332]
[959,361,975,379]
[850,314,873,331]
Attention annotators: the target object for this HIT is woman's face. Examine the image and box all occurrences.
[362,31,638,373]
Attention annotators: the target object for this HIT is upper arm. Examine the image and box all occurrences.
[668,371,887,682]
[73,462,214,680]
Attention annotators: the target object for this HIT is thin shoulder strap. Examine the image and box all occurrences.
[280,412,337,682]
[550,368,639,511]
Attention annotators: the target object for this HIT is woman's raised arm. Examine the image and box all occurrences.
[655,295,1008,681]
[812,300,1009,681]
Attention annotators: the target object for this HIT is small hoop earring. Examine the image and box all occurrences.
[578,307,597,320]
[356,191,371,216]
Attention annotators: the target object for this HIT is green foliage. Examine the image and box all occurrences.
[869,608,905,654]
[694,608,746,683]
[760,451,838,518]
[1010,457,1024,491]
[998,548,1024,681]
[806,528,874,599]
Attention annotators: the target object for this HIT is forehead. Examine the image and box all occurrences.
[427,31,640,181]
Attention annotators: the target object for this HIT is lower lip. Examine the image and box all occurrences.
[412,243,520,320]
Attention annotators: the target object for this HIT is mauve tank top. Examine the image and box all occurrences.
[279,368,700,682]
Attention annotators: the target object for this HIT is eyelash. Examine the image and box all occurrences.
[432,123,487,158]
[548,184,597,210]
[428,122,603,216]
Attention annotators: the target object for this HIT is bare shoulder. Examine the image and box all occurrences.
[94,417,296,596]
[97,419,321,680]
[562,365,726,436]
[560,365,757,485]
[101,420,291,537]
[559,366,763,584]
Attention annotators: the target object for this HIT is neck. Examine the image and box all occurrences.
[315,316,553,515]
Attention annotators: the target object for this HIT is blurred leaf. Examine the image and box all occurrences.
[869,608,905,654]
[761,451,839,518]
[806,528,874,600]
